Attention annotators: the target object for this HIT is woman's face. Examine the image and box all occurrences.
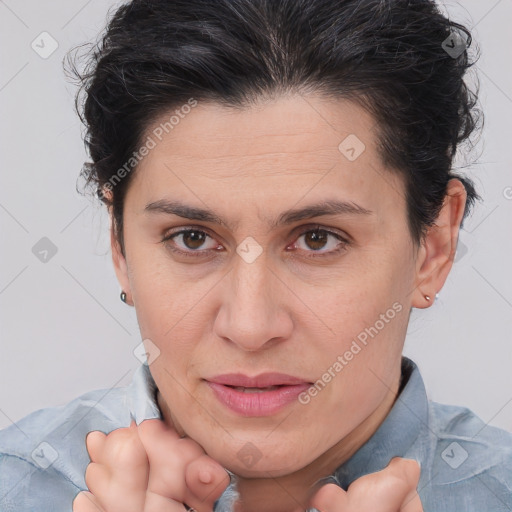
[113,94,428,477]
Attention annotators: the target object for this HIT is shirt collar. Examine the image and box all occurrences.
[130,356,429,496]
[329,356,429,489]
[128,362,163,425]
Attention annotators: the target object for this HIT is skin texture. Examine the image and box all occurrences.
[73,419,231,512]
[93,93,465,512]
[309,457,423,512]
[73,419,423,512]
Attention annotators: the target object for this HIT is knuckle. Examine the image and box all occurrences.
[72,491,84,511]
[73,491,98,512]
[106,426,134,444]
[104,428,146,466]
[84,463,98,491]
[86,430,105,457]
[390,457,421,484]
[109,441,139,466]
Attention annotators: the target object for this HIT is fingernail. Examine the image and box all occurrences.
[226,468,237,483]
[313,474,340,487]
[199,469,212,484]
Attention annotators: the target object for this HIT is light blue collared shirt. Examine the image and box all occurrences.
[0,357,511,511]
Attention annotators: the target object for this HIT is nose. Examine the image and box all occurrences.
[213,250,294,352]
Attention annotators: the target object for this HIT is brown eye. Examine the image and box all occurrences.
[293,228,348,256]
[162,225,349,260]
[181,230,207,250]
[162,228,219,256]
[303,229,329,251]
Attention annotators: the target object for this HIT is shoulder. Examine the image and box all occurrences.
[0,452,81,511]
[429,400,512,468]
[0,378,139,510]
[421,400,512,510]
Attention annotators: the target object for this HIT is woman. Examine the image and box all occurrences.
[0,0,510,511]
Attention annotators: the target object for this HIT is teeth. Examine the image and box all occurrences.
[232,386,280,393]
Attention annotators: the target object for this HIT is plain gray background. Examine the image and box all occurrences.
[0,0,511,434]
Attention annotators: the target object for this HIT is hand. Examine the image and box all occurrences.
[308,457,423,512]
[73,418,231,512]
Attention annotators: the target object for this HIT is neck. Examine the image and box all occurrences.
[231,379,400,512]
[157,369,402,512]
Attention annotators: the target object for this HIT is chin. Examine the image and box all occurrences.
[229,461,301,479]
[209,444,307,479]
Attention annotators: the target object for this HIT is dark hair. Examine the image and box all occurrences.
[65,0,482,256]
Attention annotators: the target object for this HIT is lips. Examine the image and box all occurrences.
[206,380,312,416]
[204,372,313,416]
[206,372,311,388]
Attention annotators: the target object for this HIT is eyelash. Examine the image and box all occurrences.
[161,224,350,259]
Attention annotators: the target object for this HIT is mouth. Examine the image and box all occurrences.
[223,384,285,393]
[205,379,313,417]
[206,372,311,388]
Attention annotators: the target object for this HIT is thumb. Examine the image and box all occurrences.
[308,458,422,512]
[184,455,231,511]
[137,418,181,464]
[308,483,349,512]
[346,458,423,511]
[137,418,180,444]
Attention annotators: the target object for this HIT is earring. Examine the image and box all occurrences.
[424,295,431,302]
[120,291,127,303]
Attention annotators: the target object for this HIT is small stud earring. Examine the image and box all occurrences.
[120,291,127,303]
[424,295,431,302]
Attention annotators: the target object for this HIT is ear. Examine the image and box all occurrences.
[110,209,133,306]
[411,179,467,309]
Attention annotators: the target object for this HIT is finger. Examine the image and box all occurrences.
[100,425,149,471]
[389,458,423,512]
[387,458,421,487]
[73,491,105,512]
[400,491,424,512]
[137,418,181,447]
[107,423,150,479]
[138,418,187,495]
[143,492,193,512]
[345,457,422,511]
[86,460,149,512]
[183,455,231,512]
[84,462,111,502]
[139,421,205,500]
[308,458,422,512]
[86,431,107,463]
[308,483,348,512]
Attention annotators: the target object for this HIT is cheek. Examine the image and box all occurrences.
[129,249,192,333]
[310,263,409,403]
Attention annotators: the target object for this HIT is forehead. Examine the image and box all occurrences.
[125,93,406,224]
[142,94,376,162]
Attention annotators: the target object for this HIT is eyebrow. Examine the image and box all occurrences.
[144,198,373,230]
